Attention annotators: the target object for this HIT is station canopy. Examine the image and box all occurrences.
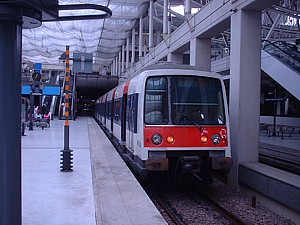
[22,0,203,69]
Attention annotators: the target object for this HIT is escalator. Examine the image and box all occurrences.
[261,40,300,101]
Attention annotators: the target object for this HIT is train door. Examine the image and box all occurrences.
[104,94,108,126]
[110,99,114,132]
[111,89,116,133]
[127,95,133,151]
[121,94,127,143]
[127,93,138,151]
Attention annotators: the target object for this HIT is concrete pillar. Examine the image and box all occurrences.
[118,52,121,76]
[149,0,154,48]
[112,60,115,75]
[156,30,162,45]
[285,98,289,115]
[163,0,168,37]
[139,17,143,58]
[185,0,191,16]
[168,13,171,35]
[229,10,261,184]
[131,28,136,66]
[143,34,148,56]
[115,57,118,76]
[167,52,183,64]
[121,45,125,73]
[126,37,129,69]
[115,58,118,76]
[0,10,22,225]
[190,37,211,71]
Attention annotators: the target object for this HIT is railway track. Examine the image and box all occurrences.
[144,180,253,225]
[187,191,252,225]
[259,143,300,175]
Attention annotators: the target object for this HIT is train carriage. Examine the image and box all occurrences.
[95,65,232,184]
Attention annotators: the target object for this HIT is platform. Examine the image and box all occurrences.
[237,134,300,221]
[22,117,167,225]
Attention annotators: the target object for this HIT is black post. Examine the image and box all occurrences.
[29,92,34,130]
[0,10,22,225]
[272,87,277,136]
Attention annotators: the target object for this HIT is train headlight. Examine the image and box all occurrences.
[200,135,208,143]
[166,135,175,144]
[212,134,221,145]
[152,133,163,145]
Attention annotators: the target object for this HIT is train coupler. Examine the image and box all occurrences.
[178,156,202,174]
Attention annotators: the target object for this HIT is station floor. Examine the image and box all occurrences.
[21,117,167,225]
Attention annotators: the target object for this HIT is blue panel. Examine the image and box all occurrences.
[22,86,30,94]
[35,63,42,70]
[43,86,60,95]
[21,86,60,95]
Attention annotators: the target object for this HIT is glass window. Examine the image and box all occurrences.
[144,77,168,124]
[171,76,225,125]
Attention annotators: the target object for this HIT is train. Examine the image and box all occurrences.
[94,64,232,185]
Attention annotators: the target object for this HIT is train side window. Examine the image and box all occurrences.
[107,101,111,119]
[144,77,168,124]
[114,99,120,123]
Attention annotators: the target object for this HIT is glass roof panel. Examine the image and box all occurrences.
[22,0,148,67]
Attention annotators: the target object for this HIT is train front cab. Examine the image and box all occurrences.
[139,71,233,183]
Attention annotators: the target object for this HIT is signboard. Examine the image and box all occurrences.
[73,53,93,73]
[265,98,286,102]
[31,86,43,95]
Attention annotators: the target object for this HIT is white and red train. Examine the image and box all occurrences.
[95,65,232,184]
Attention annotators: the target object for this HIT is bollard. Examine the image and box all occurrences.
[60,149,73,171]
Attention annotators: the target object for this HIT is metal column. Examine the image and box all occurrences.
[0,8,22,225]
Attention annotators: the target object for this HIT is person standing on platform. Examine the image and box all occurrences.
[41,103,47,115]
[43,111,51,127]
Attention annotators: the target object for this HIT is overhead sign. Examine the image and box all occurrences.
[31,86,43,95]
[265,98,286,102]
[73,53,93,73]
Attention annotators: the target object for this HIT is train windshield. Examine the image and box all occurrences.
[171,76,226,125]
[144,75,226,125]
[144,77,168,124]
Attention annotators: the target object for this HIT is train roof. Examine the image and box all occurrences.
[126,62,215,79]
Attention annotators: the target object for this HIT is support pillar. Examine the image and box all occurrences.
[139,17,143,59]
[149,0,154,49]
[190,37,211,71]
[126,37,130,69]
[163,0,168,38]
[111,60,115,75]
[167,52,183,64]
[131,28,136,66]
[0,9,22,225]
[229,10,261,184]
[121,45,125,73]
[118,52,121,76]
[156,30,162,45]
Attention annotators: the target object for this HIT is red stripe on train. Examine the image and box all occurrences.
[144,125,228,147]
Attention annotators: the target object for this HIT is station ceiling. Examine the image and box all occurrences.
[22,0,201,68]
[21,0,300,71]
